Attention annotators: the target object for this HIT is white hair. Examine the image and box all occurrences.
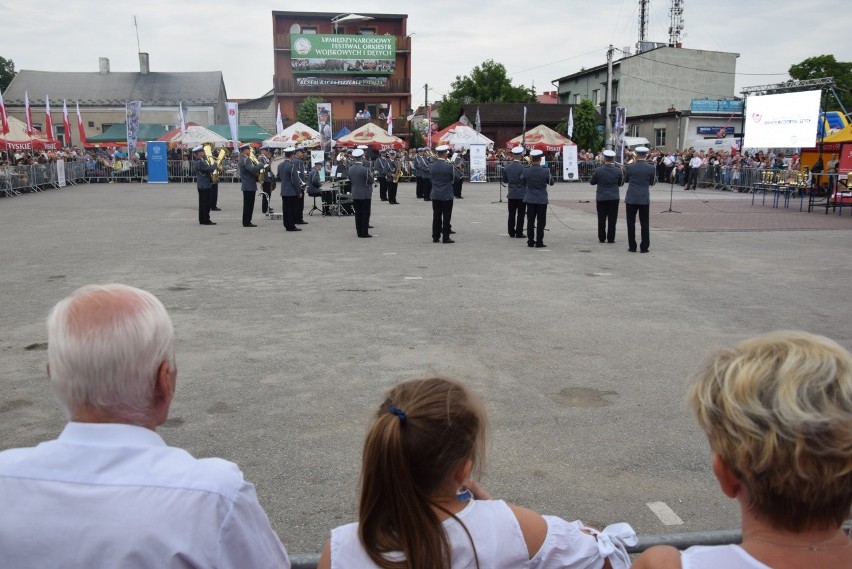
[47,284,175,424]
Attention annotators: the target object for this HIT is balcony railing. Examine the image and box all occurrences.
[274,33,410,51]
[274,77,411,95]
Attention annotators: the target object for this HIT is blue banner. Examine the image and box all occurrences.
[146,141,168,184]
[696,126,735,135]
[690,99,743,113]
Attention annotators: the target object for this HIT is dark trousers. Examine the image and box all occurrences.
[415,176,423,198]
[261,183,273,213]
[423,179,432,201]
[197,187,212,224]
[353,198,372,236]
[508,198,526,236]
[686,168,699,189]
[625,203,650,252]
[282,196,298,230]
[378,178,388,201]
[526,203,547,245]
[453,178,463,198]
[596,199,619,242]
[432,199,453,240]
[210,183,219,208]
[242,191,256,225]
[297,195,305,222]
[388,180,398,203]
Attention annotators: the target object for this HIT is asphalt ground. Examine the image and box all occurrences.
[2,179,851,555]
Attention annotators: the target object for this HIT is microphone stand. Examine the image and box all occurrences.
[661,159,680,214]
[492,164,504,204]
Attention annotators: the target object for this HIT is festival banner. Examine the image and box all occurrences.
[291,34,396,75]
[469,143,487,182]
[562,144,579,181]
[0,87,9,134]
[146,141,169,184]
[386,104,393,136]
[76,101,87,146]
[310,150,325,182]
[62,100,71,146]
[225,102,239,149]
[178,102,187,138]
[614,107,627,162]
[568,107,574,138]
[317,102,333,153]
[276,104,284,135]
[126,101,142,155]
[56,159,66,187]
[44,96,54,141]
[427,104,433,147]
[24,91,33,135]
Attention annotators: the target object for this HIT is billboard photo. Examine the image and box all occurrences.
[291,34,396,75]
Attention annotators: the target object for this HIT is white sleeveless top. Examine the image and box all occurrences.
[330,499,632,569]
[681,545,771,569]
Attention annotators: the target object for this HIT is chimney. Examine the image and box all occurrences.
[98,57,110,74]
[139,52,150,75]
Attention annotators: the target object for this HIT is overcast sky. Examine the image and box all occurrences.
[2,0,850,108]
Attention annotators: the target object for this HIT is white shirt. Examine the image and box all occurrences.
[0,422,290,569]
[689,156,704,168]
[330,498,634,569]
[681,545,770,569]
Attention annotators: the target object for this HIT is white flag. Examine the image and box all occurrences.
[475,106,481,134]
[386,104,393,135]
[568,107,574,138]
[178,102,187,138]
[276,104,284,135]
[225,102,239,149]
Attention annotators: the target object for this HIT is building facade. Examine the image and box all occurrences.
[272,11,411,129]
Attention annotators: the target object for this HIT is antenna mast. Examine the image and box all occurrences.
[133,15,141,53]
[638,0,649,46]
[669,0,685,46]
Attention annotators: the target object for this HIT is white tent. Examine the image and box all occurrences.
[263,122,320,148]
[438,125,494,150]
[160,125,229,147]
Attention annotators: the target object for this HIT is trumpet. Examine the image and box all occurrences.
[249,147,264,183]
[203,143,220,183]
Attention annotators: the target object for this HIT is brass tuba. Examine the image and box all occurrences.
[249,147,264,183]
[204,143,220,183]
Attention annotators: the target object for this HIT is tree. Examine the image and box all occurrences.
[0,56,15,91]
[788,55,852,112]
[295,97,326,130]
[409,125,423,149]
[437,59,536,128]
[557,99,603,152]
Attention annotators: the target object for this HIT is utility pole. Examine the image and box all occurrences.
[604,45,614,150]
[425,83,430,147]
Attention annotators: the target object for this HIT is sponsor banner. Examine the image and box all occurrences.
[614,107,627,163]
[125,101,142,154]
[298,76,388,87]
[226,102,239,149]
[147,141,169,184]
[317,103,333,153]
[469,143,487,182]
[291,34,395,75]
[697,126,735,135]
[562,145,579,181]
[691,99,744,113]
[56,159,66,187]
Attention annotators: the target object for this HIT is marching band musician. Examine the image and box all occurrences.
[413,147,425,199]
[238,144,263,227]
[624,146,656,253]
[308,160,323,199]
[452,150,465,199]
[375,149,390,201]
[349,148,374,238]
[502,146,527,238]
[386,150,400,204]
[258,146,276,214]
[293,146,308,225]
[420,147,435,202]
[210,145,222,212]
[429,145,458,243]
[523,149,554,248]
[277,147,302,232]
[193,145,217,225]
[590,149,624,244]
[336,149,350,195]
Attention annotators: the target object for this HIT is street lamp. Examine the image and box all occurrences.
[331,13,374,34]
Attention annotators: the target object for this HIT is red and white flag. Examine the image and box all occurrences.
[76,101,87,146]
[62,99,72,145]
[0,87,9,135]
[44,96,54,141]
[24,90,33,135]
[386,104,393,135]
[178,102,187,138]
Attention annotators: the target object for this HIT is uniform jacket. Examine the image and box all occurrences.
[277,159,301,197]
[625,160,656,205]
[194,157,217,190]
[348,162,374,199]
[308,168,323,196]
[502,160,526,199]
[590,163,624,201]
[523,165,554,204]
[238,154,262,192]
[429,159,457,200]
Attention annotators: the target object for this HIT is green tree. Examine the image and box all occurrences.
[437,59,536,128]
[409,125,423,149]
[788,55,852,112]
[557,100,602,152]
[295,97,326,130]
[0,56,15,91]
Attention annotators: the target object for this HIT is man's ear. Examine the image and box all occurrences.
[154,361,176,406]
[712,454,741,498]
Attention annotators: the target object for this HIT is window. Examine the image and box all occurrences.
[301,27,317,34]
[592,89,600,105]
[573,94,581,104]
[628,124,639,137]
[359,28,376,35]
[655,128,666,147]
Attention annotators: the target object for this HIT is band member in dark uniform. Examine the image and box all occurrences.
[414,147,425,199]
[590,149,624,244]
[238,144,263,227]
[387,150,400,204]
[452,151,465,198]
[293,146,308,225]
[210,147,221,212]
[308,160,323,199]
[193,145,217,225]
[375,149,390,201]
[349,149,374,238]
[429,145,458,243]
[259,146,275,214]
[277,147,302,231]
[502,146,526,238]
[421,148,434,201]
[523,149,554,248]
[624,146,656,253]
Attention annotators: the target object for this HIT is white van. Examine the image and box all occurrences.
[623,136,651,150]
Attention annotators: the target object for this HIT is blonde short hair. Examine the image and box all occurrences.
[690,331,852,531]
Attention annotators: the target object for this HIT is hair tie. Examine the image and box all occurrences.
[389,405,407,426]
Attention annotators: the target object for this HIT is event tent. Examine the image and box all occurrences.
[505,124,574,152]
[0,115,60,151]
[88,123,170,145]
[157,124,228,147]
[335,122,406,150]
[433,121,466,144]
[262,122,320,148]
[207,123,272,144]
[438,125,494,150]
[333,126,351,140]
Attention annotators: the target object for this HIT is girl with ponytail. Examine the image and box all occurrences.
[318,377,635,569]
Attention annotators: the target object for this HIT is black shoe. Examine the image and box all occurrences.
[389,201,399,204]
[380,198,388,201]
[368,225,374,228]
[599,240,606,244]
[607,240,615,244]
[528,242,535,247]
[286,227,302,231]
[433,238,440,243]
[201,221,217,225]
[359,234,373,238]
[296,221,308,225]
[640,249,649,253]
[509,233,516,238]
[449,230,456,234]
[535,243,547,248]
[515,234,525,239]
[628,248,637,252]
[456,196,464,199]
[443,238,455,243]
[243,223,257,227]
[212,207,222,211]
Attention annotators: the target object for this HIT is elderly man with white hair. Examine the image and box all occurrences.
[0,284,290,569]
